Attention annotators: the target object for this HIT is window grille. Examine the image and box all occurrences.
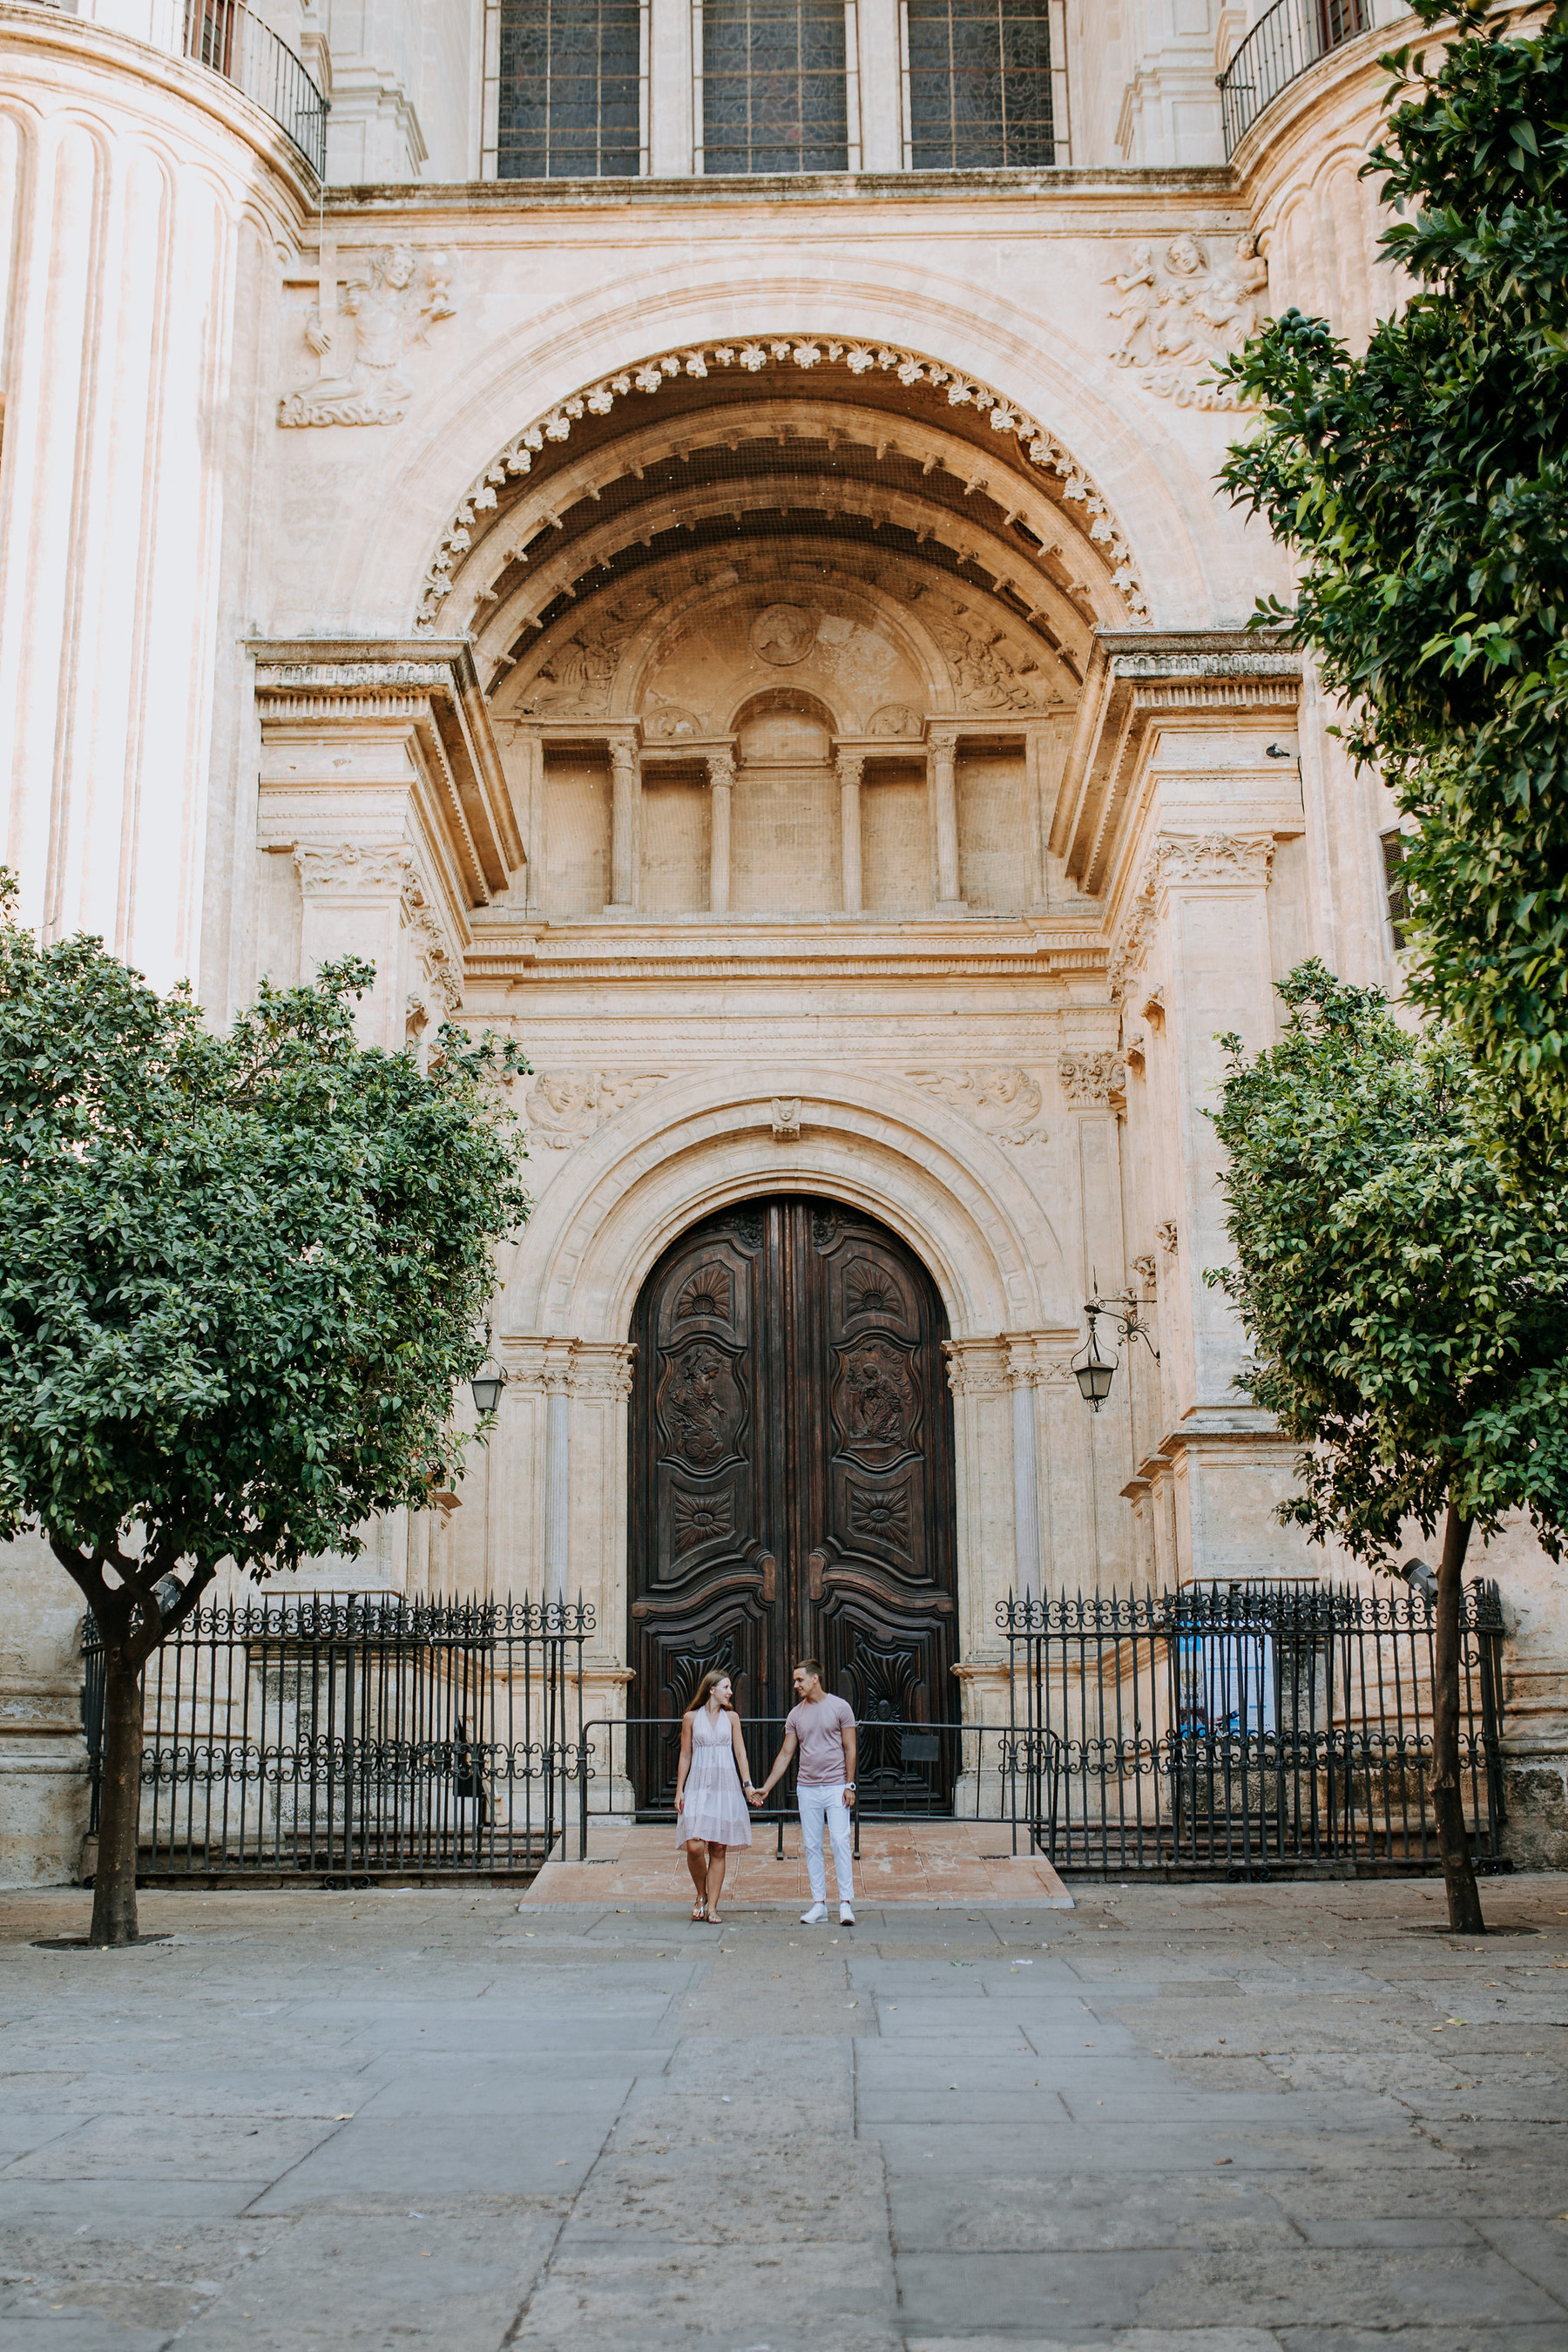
[1381,828,1410,951]
[901,0,1054,171]
[696,0,854,175]
[497,0,647,179]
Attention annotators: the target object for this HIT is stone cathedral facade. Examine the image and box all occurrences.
[2,0,1565,1879]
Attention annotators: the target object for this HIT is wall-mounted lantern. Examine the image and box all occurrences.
[469,1324,507,1417]
[1071,1277,1159,1414]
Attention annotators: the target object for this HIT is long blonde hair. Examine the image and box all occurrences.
[692,1666,732,1712]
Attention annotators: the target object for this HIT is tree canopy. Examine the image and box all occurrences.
[1209,961,1568,1563]
[1218,0,1568,1165]
[0,871,530,1939]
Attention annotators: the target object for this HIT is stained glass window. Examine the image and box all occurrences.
[497,0,645,179]
[903,0,1054,170]
[700,0,851,175]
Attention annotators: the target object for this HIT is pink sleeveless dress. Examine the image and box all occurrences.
[678,1706,753,1848]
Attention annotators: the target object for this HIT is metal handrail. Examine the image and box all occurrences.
[184,0,328,177]
[1218,0,1373,159]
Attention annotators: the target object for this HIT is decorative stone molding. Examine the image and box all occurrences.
[1058,1050,1125,1107]
[415,336,1150,630]
[1156,1220,1179,1258]
[908,1066,1046,1147]
[1107,831,1278,1004]
[942,1338,1011,1397]
[1157,834,1277,889]
[1105,232,1267,409]
[925,608,1049,713]
[279,244,461,427]
[867,703,922,737]
[294,842,463,1013]
[524,1070,669,1149]
[1004,1333,1080,1389]
[770,1098,803,1141]
[251,640,523,916]
[1131,1252,1158,1285]
[503,1337,636,1399]
[1054,631,1301,900]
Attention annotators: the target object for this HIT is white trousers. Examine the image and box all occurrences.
[798,1782,854,1905]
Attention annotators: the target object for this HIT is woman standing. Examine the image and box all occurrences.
[674,1669,757,1924]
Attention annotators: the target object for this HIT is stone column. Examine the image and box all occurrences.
[607,738,640,911]
[706,750,734,915]
[927,726,963,909]
[836,749,864,914]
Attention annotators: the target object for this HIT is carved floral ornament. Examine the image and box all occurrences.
[1106,833,1278,1004]
[524,1070,668,1148]
[1058,1050,1125,1107]
[1105,232,1268,410]
[415,337,1151,631]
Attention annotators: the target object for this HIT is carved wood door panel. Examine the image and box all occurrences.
[629,1196,957,1807]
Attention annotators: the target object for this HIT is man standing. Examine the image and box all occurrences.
[754,1661,857,1924]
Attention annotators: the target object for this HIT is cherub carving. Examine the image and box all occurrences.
[908,1065,1047,1146]
[1105,231,1267,409]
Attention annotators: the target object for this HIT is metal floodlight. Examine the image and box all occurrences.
[469,1326,507,1417]
[1072,1318,1118,1412]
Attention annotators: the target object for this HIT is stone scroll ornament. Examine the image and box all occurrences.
[1105,233,1267,410]
[279,246,461,428]
[907,1066,1046,1147]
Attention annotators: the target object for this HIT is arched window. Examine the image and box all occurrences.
[902,0,1055,170]
[497,0,646,178]
[697,0,854,174]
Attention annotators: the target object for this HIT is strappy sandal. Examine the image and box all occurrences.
[691,1897,707,1922]
[706,1909,724,1927]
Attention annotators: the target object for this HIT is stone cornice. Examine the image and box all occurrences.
[326,168,1245,217]
[250,638,523,904]
[461,920,1109,990]
[1053,628,1302,900]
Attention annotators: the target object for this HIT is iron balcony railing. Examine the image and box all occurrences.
[1218,0,1373,158]
[185,0,328,176]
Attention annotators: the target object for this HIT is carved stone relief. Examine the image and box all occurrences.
[750,604,817,666]
[517,591,662,718]
[1105,232,1267,409]
[908,1066,1047,1147]
[1156,1220,1179,1258]
[1058,1050,1126,1107]
[866,703,923,737]
[524,1070,668,1147]
[770,1098,803,1140]
[279,246,461,428]
[923,603,1051,713]
[293,842,462,1012]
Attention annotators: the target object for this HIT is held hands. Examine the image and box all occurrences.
[746,1783,766,1808]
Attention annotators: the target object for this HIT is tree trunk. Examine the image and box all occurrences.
[90,1646,145,1947]
[1431,1501,1485,1936]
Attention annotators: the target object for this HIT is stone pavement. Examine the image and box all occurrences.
[525,1820,1075,1907]
[2,1874,1566,2352]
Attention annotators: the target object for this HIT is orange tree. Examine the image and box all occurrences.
[0,874,529,1944]
[1219,1,1568,1169]
[1209,963,1568,1931]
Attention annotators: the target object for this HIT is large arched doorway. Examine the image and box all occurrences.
[628,1193,958,1802]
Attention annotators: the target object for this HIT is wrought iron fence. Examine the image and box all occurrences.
[575,1713,1037,1859]
[1218,0,1371,158]
[1000,1580,1506,1876]
[184,0,328,175]
[84,1592,592,1881]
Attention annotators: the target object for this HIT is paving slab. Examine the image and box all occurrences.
[524,1818,1073,1905]
[2,1875,1566,2349]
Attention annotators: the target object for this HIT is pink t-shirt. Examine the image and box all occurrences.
[787,1694,855,1786]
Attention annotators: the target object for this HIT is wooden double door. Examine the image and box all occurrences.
[629,1195,958,1804]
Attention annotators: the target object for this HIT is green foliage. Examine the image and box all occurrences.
[1217,1,1568,1159]
[0,870,531,1585]
[1207,960,1568,1566]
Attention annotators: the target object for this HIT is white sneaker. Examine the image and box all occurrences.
[839,1903,855,1925]
[800,1903,828,1924]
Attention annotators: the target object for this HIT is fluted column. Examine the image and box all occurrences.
[607,737,639,911]
[706,749,734,915]
[836,749,864,915]
[928,726,963,909]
